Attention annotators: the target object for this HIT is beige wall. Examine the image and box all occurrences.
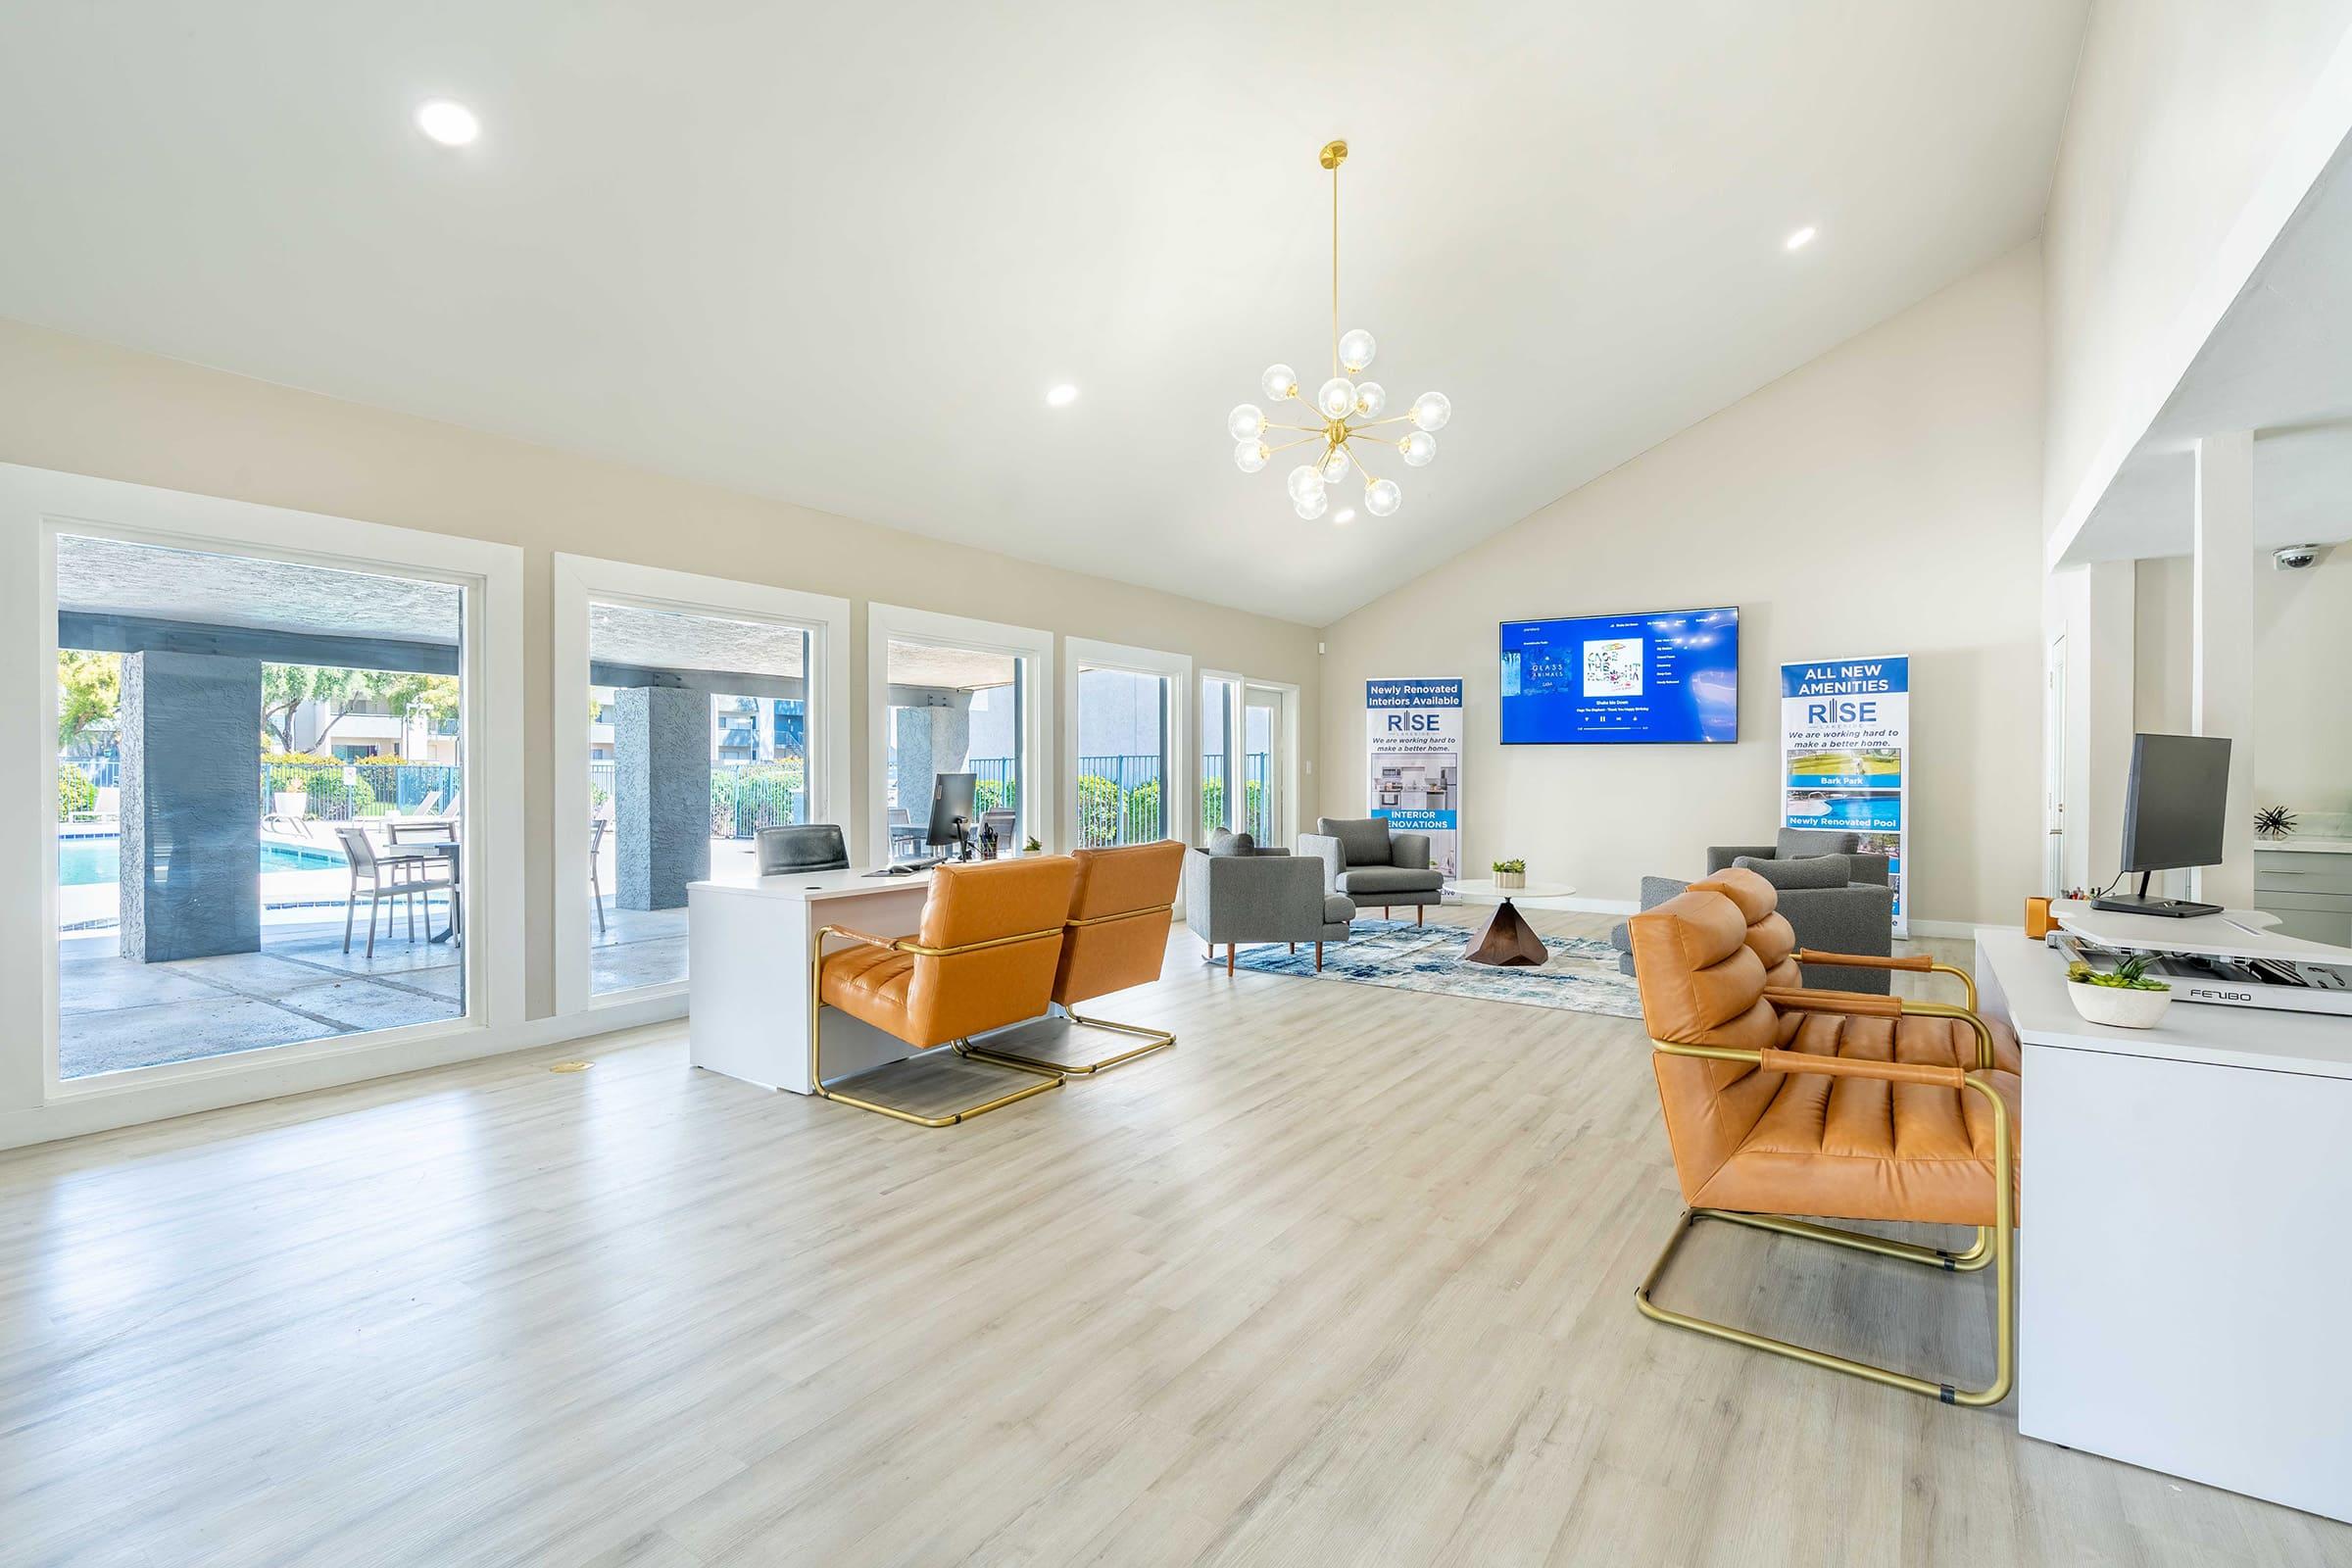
[2137,547,2352,819]
[1317,246,2046,927]
[2041,0,2352,541]
[0,315,1323,1021]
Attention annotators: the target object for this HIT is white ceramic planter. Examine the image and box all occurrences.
[2066,979,2172,1029]
[1494,869,1525,890]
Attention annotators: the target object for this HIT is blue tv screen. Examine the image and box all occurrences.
[1498,607,1740,745]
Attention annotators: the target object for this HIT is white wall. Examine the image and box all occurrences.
[2138,547,2352,820]
[1319,246,2046,927]
[2041,0,2352,549]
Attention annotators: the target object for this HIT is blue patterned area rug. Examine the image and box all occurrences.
[1220,918,1643,1018]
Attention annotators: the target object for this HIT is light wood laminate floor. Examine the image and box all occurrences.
[4,906,2347,1568]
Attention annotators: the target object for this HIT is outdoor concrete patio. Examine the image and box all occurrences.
[590,904,687,993]
[60,906,465,1078]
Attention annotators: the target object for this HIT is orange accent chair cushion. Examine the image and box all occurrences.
[819,856,1079,1050]
[1054,841,1184,1005]
[1629,875,2021,1228]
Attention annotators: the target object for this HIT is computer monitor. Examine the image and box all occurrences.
[926,771,978,859]
[2093,733,2230,918]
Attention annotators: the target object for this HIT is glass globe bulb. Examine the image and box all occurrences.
[1338,328,1377,373]
[1317,446,1352,483]
[1226,403,1266,442]
[1294,487,1329,521]
[1410,391,1451,431]
[1261,363,1298,401]
[1364,477,1402,517]
[1316,377,1356,419]
[1287,465,1325,504]
[1353,381,1387,417]
[1234,439,1270,474]
[1399,429,1438,467]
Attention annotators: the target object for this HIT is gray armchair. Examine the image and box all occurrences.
[1607,851,1898,993]
[1184,831,1356,974]
[1299,815,1446,923]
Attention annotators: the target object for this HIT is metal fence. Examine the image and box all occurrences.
[1200,752,1273,840]
[589,758,807,840]
[262,760,462,821]
[1075,753,1164,848]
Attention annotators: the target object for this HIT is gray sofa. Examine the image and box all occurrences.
[1706,827,1890,888]
[1298,816,1446,921]
[1184,830,1356,973]
[1608,832,1897,993]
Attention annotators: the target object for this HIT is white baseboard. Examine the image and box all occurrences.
[1905,919,1981,940]
[0,991,687,1152]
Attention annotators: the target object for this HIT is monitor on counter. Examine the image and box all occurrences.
[1498,607,1740,745]
[2095,732,2230,918]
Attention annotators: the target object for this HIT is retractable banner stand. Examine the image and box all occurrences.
[1366,678,1463,880]
[1780,657,1910,936]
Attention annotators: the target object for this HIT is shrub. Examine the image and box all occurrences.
[59,767,97,821]
[1076,774,1120,846]
[712,760,804,836]
[1125,780,1162,840]
[975,778,1014,813]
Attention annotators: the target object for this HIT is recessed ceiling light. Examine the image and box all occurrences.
[1785,225,1817,252]
[1333,508,1357,525]
[415,100,480,147]
[1045,383,1079,407]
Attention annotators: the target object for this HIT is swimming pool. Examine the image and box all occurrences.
[58,835,347,887]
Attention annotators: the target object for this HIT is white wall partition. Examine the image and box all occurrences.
[552,554,851,1016]
[867,604,1054,862]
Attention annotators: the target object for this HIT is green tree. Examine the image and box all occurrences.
[374,671,462,732]
[56,650,120,751]
[262,663,365,754]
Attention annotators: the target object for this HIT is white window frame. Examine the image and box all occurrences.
[1065,637,1192,851]
[2,463,525,1115]
[867,604,1054,861]
[552,554,852,1016]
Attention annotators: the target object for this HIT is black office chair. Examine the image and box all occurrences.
[757,822,851,874]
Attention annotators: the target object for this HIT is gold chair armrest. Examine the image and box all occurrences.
[817,923,902,953]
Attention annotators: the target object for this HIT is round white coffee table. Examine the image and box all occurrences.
[1446,878,1576,966]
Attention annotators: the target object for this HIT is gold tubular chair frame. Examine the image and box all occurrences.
[808,922,1067,1128]
[1634,1004,2015,1407]
[964,903,1179,1076]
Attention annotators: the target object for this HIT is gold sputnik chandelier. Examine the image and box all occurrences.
[1227,139,1451,520]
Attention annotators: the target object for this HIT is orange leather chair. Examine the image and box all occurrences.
[968,840,1185,1076]
[811,856,1079,1126]
[1627,867,2020,1406]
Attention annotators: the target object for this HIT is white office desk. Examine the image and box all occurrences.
[1976,927,2352,1521]
[687,864,938,1093]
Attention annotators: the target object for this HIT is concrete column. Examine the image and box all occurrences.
[2192,431,2256,907]
[613,687,709,909]
[118,651,262,962]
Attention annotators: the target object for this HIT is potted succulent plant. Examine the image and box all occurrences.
[2065,954,2172,1029]
[1493,858,1526,891]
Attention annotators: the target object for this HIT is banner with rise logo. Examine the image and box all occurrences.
[1365,678,1462,880]
[1780,657,1910,936]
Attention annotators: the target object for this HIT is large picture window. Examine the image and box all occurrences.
[1068,639,1190,851]
[553,556,851,1013]
[868,606,1053,862]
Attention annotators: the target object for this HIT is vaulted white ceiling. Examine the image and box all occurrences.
[0,2,2088,624]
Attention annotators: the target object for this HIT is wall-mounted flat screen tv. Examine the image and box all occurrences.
[1498,607,1740,744]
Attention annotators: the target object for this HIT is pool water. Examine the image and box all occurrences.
[58,836,346,887]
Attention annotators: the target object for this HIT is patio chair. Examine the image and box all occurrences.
[335,824,455,957]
